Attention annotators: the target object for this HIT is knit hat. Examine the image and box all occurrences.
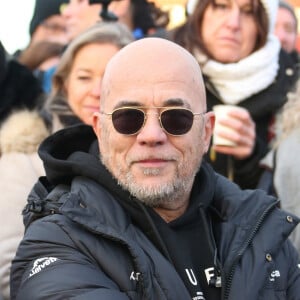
[29,0,68,36]
[186,0,279,34]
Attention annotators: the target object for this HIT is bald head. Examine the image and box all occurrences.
[101,37,206,110]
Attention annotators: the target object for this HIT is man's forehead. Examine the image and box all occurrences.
[104,37,202,80]
[101,38,205,108]
[101,80,205,113]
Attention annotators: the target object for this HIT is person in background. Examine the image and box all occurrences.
[259,79,300,254]
[274,0,298,54]
[63,0,169,41]
[107,0,169,38]
[10,37,300,300]
[43,21,133,130]
[0,22,133,300]
[169,0,298,189]
[38,0,168,94]
[16,0,69,93]
[28,0,68,47]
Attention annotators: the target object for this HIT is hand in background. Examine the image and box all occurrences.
[213,107,255,160]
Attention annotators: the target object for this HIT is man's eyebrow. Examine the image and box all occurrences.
[113,101,142,109]
[112,98,190,109]
[163,98,190,108]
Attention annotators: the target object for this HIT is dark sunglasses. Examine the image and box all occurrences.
[101,107,205,136]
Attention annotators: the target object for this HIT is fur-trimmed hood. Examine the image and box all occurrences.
[0,110,49,154]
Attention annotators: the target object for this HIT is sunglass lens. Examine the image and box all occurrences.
[112,108,144,134]
[161,109,193,135]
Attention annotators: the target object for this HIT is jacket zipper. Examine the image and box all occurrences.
[222,200,279,300]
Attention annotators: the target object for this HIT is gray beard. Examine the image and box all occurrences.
[115,167,195,208]
[98,114,205,208]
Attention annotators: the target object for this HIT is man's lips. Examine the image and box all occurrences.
[139,159,167,163]
[134,158,171,168]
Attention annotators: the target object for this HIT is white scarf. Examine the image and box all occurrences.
[193,35,280,104]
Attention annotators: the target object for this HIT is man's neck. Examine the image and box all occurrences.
[153,199,189,223]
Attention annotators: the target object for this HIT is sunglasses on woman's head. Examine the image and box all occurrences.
[100,107,205,136]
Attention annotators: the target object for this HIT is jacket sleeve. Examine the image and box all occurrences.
[233,135,266,189]
[286,240,300,299]
[10,218,131,300]
[274,133,300,253]
[0,152,45,299]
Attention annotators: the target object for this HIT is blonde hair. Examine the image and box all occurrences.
[275,80,300,146]
[46,21,134,107]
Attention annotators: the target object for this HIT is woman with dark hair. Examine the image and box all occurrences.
[170,0,298,189]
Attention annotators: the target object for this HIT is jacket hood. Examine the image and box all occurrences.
[38,124,102,184]
[38,124,137,213]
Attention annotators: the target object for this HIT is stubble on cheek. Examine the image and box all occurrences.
[99,122,205,207]
[99,124,131,182]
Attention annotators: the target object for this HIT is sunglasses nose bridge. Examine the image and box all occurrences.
[141,111,165,133]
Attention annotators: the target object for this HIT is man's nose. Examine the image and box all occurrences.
[136,113,168,145]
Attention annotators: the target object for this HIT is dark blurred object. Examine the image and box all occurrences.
[0,42,7,85]
[89,0,121,21]
[0,41,44,125]
[134,0,169,37]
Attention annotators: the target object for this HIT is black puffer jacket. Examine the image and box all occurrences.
[205,50,298,190]
[10,125,300,300]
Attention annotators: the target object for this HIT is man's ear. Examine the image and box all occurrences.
[203,111,215,153]
[92,111,101,140]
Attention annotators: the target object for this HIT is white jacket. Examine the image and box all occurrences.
[0,110,48,300]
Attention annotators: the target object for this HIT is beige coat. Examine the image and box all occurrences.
[0,110,49,299]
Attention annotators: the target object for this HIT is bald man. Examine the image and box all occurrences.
[11,38,300,300]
